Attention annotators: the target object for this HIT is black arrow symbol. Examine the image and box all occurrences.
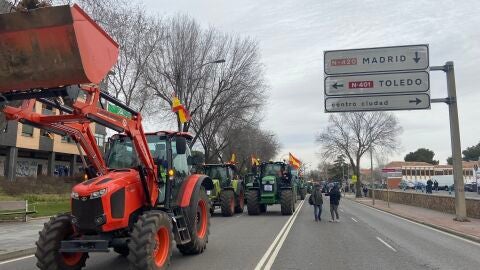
[409,98,421,105]
[332,82,344,89]
[413,52,420,63]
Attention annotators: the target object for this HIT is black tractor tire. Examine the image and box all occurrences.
[260,204,267,213]
[280,190,294,215]
[35,214,88,270]
[220,190,235,217]
[177,187,210,255]
[300,188,306,200]
[247,190,260,215]
[113,246,129,257]
[234,188,245,214]
[128,211,173,270]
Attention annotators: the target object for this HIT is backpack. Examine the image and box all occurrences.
[308,194,314,205]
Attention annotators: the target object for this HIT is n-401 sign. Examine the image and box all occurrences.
[325,71,429,96]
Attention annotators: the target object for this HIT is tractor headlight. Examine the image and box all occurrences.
[90,188,107,199]
[71,192,79,200]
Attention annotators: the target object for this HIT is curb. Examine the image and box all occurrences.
[0,247,36,262]
[347,197,480,244]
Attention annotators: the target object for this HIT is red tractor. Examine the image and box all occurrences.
[0,4,213,270]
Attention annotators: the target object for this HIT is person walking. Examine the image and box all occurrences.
[311,184,323,221]
[434,180,439,192]
[328,185,341,222]
[362,185,368,197]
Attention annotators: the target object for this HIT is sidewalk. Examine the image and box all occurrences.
[345,194,480,243]
[0,217,48,261]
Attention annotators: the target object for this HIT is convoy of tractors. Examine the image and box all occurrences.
[0,4,308,270]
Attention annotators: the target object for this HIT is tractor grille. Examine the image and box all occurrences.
[72,197,104,232]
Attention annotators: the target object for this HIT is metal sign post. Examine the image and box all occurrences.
[430,62,467,221]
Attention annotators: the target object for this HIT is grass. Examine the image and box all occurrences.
[0,185,71,218]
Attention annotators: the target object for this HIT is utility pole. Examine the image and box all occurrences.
[370,146,375,206]
[431,61,467,221]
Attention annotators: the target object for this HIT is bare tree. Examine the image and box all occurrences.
[75,0,161,114]
[221,124,280,173]
[145,15,266,148]
[316,112,402,197]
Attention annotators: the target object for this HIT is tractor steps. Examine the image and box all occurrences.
[172,210,191,244]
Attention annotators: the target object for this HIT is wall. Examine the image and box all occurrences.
[369,189,480,219]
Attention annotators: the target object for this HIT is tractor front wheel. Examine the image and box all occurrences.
[177,187,210,255]
[35,214,88,270]
[220,190,235,217]
[280,190,294,215]
[234,189,245,214]
[128,211,173,270]
[247,190,260,215]
[300,188,306,200]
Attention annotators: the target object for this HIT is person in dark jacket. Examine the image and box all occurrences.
[328,185,341,222]
[311,184,323,221]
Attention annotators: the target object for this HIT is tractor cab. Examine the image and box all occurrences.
[260,161,292,189]
[202,163,244,216]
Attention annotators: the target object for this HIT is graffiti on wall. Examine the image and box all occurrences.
[16,160,38,177]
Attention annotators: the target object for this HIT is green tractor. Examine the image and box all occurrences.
[203,163,245,216]
[306,181,314,194]
[246,161,297,215]
[295,173,307,200]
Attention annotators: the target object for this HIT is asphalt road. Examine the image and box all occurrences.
[2,196,480,270]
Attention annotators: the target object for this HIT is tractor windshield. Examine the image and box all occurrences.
[205,166,228,182]
[261,163,283,177]
[105,137,140,169]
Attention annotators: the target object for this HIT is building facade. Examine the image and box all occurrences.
[383,161,479,188]
[0,101,106,180]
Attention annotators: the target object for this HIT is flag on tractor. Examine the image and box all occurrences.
[251,155,260,166]
[171,96,191,123]
[289,152,301,169]
[230,153,236,163]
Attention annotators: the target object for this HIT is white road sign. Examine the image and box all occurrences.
[324,44,429,75]
[325,71,429,96]
[325,93,430,112]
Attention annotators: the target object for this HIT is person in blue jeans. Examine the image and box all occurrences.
[311,184,323,221]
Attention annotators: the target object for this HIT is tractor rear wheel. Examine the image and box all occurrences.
[299,188,306,200]
[177,187,210,255]
[128,211,173,270]
[220,190,235,217]
[247,190,260,215]
[280,190,294,215]
[35,214,88,270]
[234,188,245,213]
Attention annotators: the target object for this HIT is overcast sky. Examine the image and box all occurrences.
[143,0,480,168]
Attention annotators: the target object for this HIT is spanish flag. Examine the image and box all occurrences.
[171,97,191,123]
[289,152,301,169]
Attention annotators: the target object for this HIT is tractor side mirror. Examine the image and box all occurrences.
[175,137,187,155]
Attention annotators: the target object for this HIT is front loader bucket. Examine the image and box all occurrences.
[0,4,119,92]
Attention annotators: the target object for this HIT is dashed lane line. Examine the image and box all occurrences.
[351,217,358,223]
[0,255,34,265]
[376,236,397,252]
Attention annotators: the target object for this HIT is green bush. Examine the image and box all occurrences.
[0,175,82,196]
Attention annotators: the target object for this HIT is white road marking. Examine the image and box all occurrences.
[354,201,480,248]
[0,255,34,265]
[351,217,358,223]
[376,236,397,252]
[264,200,305,270]
[255,199,305,270]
